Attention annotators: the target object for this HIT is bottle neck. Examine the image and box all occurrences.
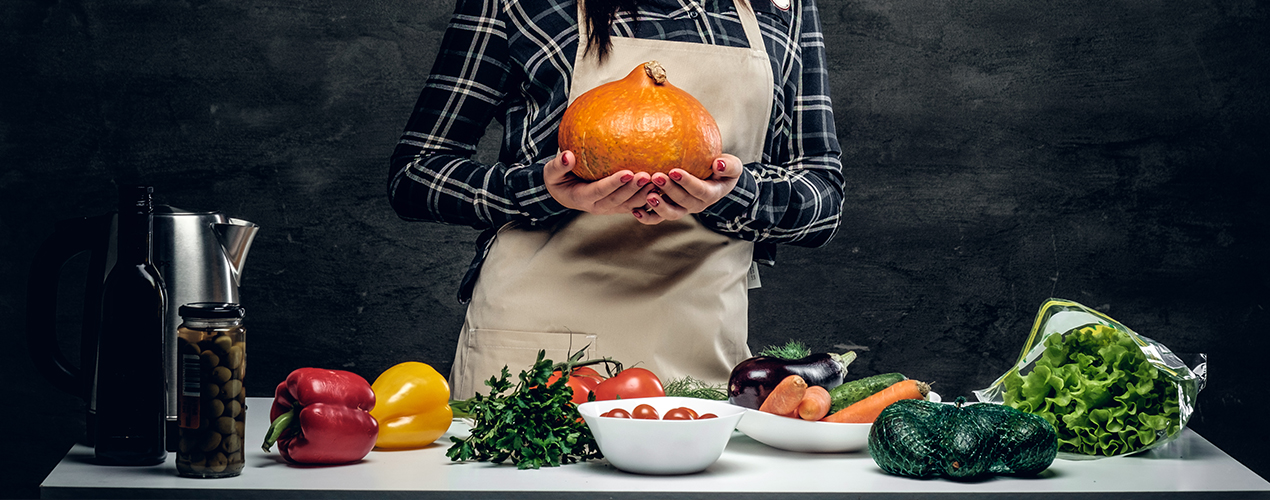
[116,188,155,265]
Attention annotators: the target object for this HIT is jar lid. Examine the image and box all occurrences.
[179,302,245,319]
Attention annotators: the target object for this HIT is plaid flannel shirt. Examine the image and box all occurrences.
[388,0,844,303]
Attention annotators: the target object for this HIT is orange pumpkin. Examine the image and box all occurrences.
[558,60,721,181]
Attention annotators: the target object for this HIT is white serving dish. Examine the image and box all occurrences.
[577,396,746,475]
[736,408,872,453]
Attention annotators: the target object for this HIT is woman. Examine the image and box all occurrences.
[389,0,844,398]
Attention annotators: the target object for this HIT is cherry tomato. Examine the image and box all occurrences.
[546,370,602,405]
[602,408,632,418]
[663,408,695,420]
[631,404,659,420]
[698,413,718,419]
[592,367,666,401]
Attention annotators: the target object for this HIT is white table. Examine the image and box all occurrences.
[40,398,1270,499]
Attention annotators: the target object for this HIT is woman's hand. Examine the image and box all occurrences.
[633,154,743,225]
[545,151,656,215]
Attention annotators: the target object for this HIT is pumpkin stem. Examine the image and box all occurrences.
[644,61,668,85]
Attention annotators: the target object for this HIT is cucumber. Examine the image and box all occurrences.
[829,372,908,413]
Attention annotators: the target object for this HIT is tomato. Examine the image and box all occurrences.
[547,370,602,405]
[571,366,605,381]
[602,408,632,418]
[663,408,695,420]
[631,404,659,420]
[698,413,718,419]
[591,367,666,401]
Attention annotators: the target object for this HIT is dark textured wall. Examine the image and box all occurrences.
[2,0,1267,497]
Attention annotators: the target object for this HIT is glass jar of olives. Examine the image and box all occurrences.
[175,303,246,478]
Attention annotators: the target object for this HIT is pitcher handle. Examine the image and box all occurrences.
[25,214,111,398]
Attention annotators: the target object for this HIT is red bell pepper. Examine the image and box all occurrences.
[261,368,379,464]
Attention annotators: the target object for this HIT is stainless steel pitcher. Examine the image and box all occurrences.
[27,205,259,447]
[151,207,259,431]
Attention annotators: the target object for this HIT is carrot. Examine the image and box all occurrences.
[797,385,832,421]
[759,374,808,416]
[820,379,930,423]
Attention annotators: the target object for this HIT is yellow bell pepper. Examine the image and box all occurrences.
[369,361,453,450]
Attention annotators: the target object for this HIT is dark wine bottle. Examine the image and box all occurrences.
[93,185,168,466]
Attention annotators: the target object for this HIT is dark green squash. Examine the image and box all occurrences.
[868,397,1058,480]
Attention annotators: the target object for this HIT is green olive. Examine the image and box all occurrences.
[221,379,242,400]
[207,399,225,418]
[225,345,244,370]
[221,433,242,454]
[200,431,222,452]
[202,382,220,399]
[228,400,242,419]
[235,420,246,436]
[212,366,232,383]
[207,452,228,473]
[215,416,235,435]
[178,435,195,454]
[201,351,220,371]
[213,335,233,354]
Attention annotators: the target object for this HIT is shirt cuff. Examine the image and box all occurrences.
[506,161,570,224]
[700,163,758,222]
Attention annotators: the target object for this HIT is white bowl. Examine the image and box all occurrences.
[577,396,746,475]
[735,409,872,453]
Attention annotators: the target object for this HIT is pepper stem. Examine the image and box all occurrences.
[261,407,298,452]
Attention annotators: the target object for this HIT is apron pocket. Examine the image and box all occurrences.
[454,328,598,398]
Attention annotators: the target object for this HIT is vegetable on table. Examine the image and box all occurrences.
[829,372,908,414]
[868,397,1058,480]
[447,350,602,469]
[558,60,720,180]
[822,379,930,424]
[368,361,453,451]
[261,368,379,465]
[1000,323,1183,457]
[797,385,832,421]
[728,347,857,410]
[592,367,665,401]
[758,374,807,416]
[546,366,604,405]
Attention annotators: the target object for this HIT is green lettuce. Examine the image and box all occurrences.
[1001,324,1181,457]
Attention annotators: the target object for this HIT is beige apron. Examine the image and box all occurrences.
[450,0,774,398]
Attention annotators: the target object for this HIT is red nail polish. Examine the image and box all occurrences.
[716,160,726,172]
[670,171,682,181]
[632,210,642,219]
[637,178,649,187]
[620,174,634,183]
[653,177,666,186]
[649,198,660,207]
[562,154,570,167]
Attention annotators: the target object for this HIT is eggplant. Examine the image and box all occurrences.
[727,351,857,409]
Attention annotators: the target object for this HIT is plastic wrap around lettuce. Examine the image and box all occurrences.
[975,299,1206,459]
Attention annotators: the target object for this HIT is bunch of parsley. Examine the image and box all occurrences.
[447,350,602,469]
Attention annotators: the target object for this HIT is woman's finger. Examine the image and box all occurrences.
[632,205,664,225]
[651,171,704,211]
[645,191,688,221]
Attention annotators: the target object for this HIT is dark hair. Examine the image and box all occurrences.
[583,0,638,61]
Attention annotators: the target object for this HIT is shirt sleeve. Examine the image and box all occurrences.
[697,0,845,249]
[387,0,569,230]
